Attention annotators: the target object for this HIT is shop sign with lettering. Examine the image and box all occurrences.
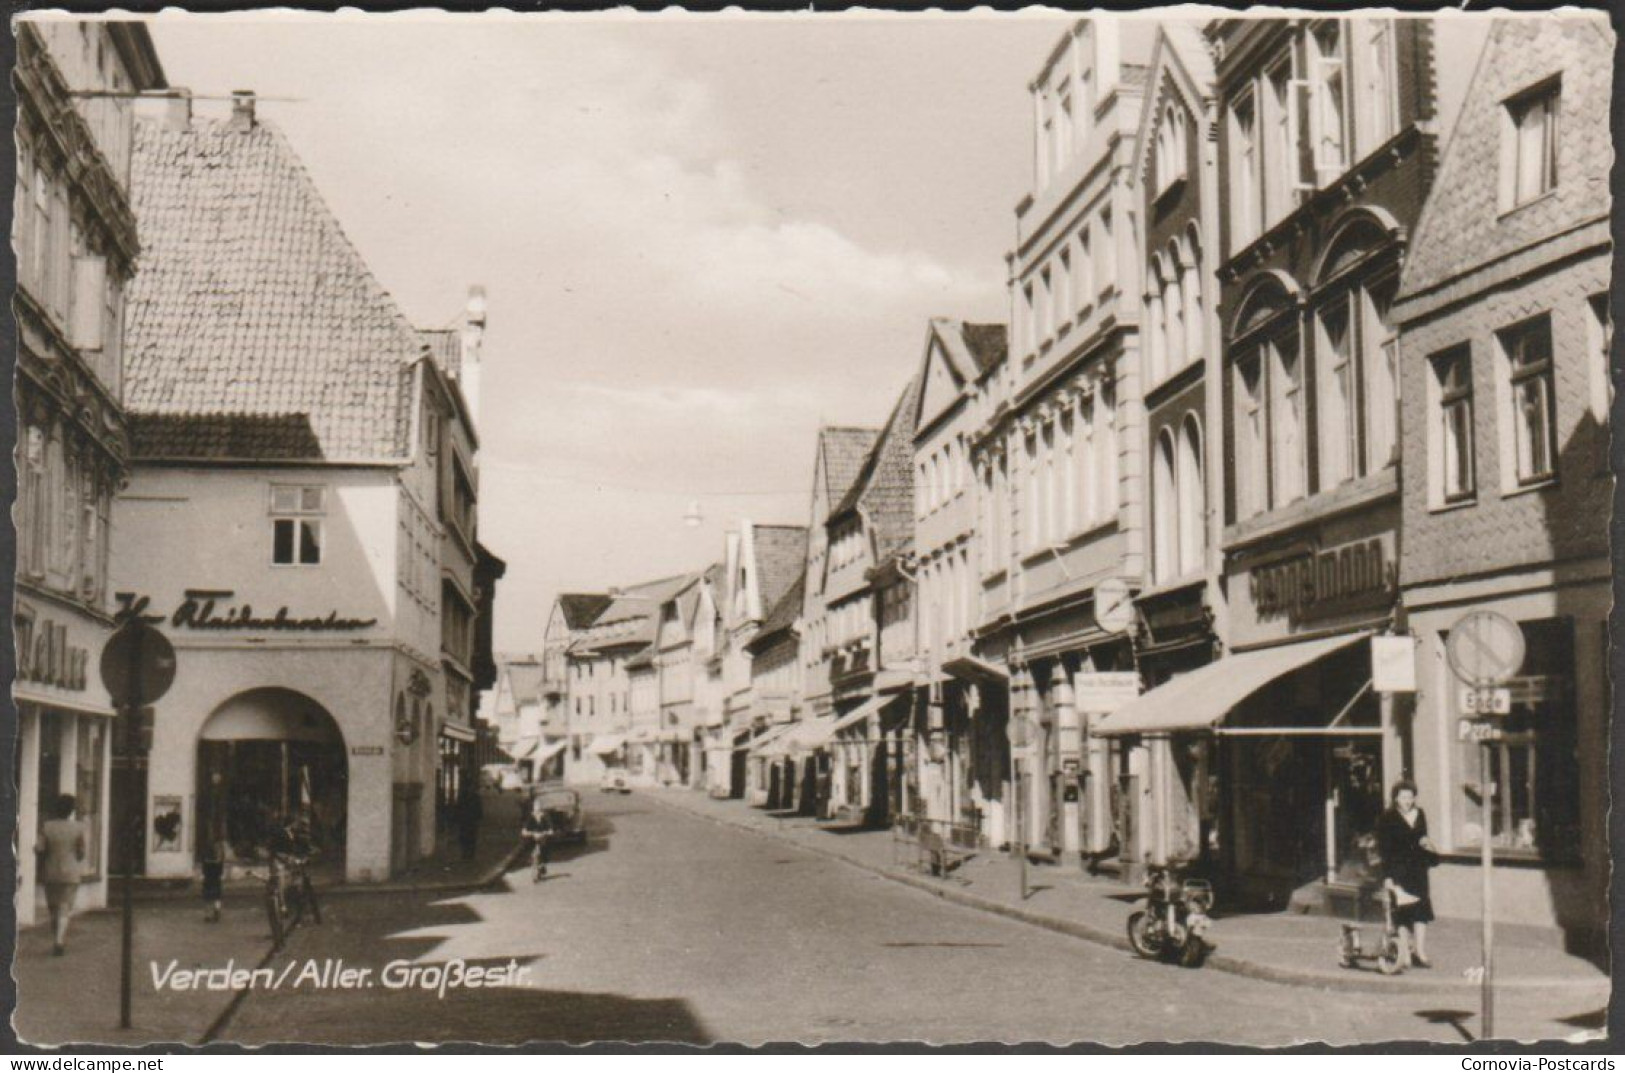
[14,613,90,692]
[118,591,377,632]
[1248,538,1396,627]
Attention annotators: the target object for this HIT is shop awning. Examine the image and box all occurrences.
[830,695,890,736]
[589,734,626,756]
[1093,633,1370,736]
[536,740,568,764]
[439,719,478,743]
[943,654,1009,686]
[629,727,656,744]
[779,715,840,757]
[511,737,542,761]
[744,722,796,755]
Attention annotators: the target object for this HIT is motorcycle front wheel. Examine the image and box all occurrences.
[1126,910,1161,959]
[1179,934,1208,969]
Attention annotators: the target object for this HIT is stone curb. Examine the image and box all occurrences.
[646,792,1610,1000]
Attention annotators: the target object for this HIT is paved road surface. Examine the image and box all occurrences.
[218,794,1605,1046]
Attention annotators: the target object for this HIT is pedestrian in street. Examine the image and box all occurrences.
[201,837,227,922]
[521,795,554,882]
[1377,779,1438,969]
[456,781,483,863]
[36,794,86,956]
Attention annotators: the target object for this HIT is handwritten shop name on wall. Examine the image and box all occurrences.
[117,591,378,632]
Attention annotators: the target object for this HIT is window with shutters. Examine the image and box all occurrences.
[1309,22,1349,180]
[270,484,325,566]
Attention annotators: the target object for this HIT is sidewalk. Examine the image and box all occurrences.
[12,790,530,1048]
[646,787,1611,1002]
[12,901,272,1046]
[117,788,528,905]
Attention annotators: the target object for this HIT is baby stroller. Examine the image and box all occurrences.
[1337,882,1407,975]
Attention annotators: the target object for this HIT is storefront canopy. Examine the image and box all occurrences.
[536,740,567,764]
[589,734,626,756]
[1093,633,1370,736]
[440,719,477,743]
[774,715,840,757]
[830,695,891,736]
[744,722,797,755]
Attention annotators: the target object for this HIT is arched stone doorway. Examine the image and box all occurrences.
[196,688,347,865]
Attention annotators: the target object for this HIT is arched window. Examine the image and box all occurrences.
[1178,416,1205,577]
[1146,257,1167,385]
[1153,429,1178,585]
[1164,241,1186,374]
[1183,226,1204,363]
[1157,104,1187,193]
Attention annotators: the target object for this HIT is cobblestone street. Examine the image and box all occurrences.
[205,793,1606,1046]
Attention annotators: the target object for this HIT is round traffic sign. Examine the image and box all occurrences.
[1445,610,1525,687]
[100,620,177,707]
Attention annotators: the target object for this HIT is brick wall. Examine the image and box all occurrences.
[1398,250,1611,586]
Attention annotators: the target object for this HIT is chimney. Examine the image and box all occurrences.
[164,87,193,132]
[459,284,486,432]
[228,90,257,133]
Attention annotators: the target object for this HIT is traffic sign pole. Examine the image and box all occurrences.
[1480,743,1494,1039]
[100,616,177,1032]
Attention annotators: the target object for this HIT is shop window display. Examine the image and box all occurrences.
[1457,617,1580,862]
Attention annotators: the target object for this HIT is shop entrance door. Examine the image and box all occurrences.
[1327,738,1384,884]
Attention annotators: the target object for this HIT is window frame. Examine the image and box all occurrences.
[269,483,327,568]
[1503,78,1561,210]
[1498,315,1558,489]
[1431,344,1476,506]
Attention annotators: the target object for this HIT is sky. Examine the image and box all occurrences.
[141,11,1491,657]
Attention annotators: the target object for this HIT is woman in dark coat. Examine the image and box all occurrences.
[1376,778,1438,968]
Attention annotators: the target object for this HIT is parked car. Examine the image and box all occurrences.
[528,786,587,845]
[480,763,516,790]
[600,768,631,794]
[499,768,528,793]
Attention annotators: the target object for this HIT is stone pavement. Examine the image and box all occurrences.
[10,789,530,1049]
[11,899,272,1047]
[644,786,1611,1005]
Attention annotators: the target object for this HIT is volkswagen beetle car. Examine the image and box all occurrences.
[599,768,632,795]
[528,786,587,845]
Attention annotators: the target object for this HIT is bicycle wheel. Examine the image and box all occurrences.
[264,887,285,948]
[302,872,322,925]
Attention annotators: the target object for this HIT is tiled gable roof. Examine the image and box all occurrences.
[418,328,461,380]
[858,374,924,562]
[747,571,804,654]
[753,524,808,615]
[820,426,880,506]
[558,594,613,630]
[834,373,923,562]
[959,322,1008,377]
[125,116,422,462]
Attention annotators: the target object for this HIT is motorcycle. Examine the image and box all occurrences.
[1126,864,1213,968]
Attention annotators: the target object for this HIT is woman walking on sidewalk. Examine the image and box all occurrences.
[36,794,86,955]
[1377,779,1439,969]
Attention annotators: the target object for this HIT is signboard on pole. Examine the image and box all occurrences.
[1371,635,1416,693]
